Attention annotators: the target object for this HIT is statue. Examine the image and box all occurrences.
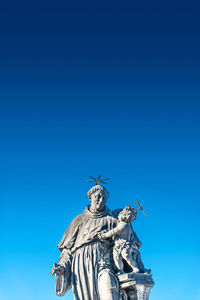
[97,206,150,274]
[51,177,154,300]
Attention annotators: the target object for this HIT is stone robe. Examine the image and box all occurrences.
[55,206,120,300]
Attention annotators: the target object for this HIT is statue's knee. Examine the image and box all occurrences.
[98,269,119,300]
[98,269,118,288]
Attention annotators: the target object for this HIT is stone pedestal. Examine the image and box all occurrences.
[118,273,154,300]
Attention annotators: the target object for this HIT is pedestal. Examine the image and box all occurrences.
[118,273,154,300]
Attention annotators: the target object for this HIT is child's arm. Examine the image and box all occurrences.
[97,222,126,239]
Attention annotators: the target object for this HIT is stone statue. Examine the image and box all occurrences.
[51,183,154,300]
[97,206,150,274]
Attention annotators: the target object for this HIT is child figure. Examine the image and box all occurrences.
[97,206,147,274]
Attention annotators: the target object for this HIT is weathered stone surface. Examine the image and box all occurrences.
[118,273,154,300]
[118,273,154,285]
[51,184,154,300]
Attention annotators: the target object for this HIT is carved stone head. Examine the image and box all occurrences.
[118,205,137,223]
[87,185,109,212]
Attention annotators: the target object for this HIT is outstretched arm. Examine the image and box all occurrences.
[98,222,126,239]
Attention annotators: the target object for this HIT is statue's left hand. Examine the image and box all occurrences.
[97,231,105,240]
[51,263,65,276]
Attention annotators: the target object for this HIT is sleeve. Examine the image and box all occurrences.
[103,222,126,238]
[54,257,72,296]
[57,214,83,251]
[53,215,83,296]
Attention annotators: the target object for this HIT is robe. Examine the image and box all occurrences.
[56,206,119,300]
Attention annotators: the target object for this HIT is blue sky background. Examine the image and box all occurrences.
[0,1,200,299]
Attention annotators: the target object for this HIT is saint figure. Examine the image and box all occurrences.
[51,185,121,300]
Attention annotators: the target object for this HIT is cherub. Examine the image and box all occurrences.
[97,206,148,274]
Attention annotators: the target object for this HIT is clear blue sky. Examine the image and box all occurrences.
[0,1,200,299]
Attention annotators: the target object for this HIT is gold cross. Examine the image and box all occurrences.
[135,198,147,216]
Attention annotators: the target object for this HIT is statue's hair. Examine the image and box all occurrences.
[87,185,109,201]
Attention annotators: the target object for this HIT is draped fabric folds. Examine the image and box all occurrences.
[72,242,100,300]
[55,205,144,299]
[56,206,119,299]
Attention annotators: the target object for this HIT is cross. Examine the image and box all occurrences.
[135,198,147,216]
[99,259,106,267]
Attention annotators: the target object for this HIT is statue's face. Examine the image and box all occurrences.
[90,190,106,212]
[119,209,136,223]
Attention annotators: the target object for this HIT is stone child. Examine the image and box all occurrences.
[51,182,154,300]
[97,206,148,274]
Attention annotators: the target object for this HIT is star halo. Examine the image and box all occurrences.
[86,175,109,185]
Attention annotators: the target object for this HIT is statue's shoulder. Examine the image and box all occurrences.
[70,213,85,226]
[112,208,123,218]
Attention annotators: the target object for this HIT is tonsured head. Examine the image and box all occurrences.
[118,206,137,223]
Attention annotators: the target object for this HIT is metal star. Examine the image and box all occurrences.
[86,174,110,185]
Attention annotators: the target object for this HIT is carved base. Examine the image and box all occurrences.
[118,273,154,300]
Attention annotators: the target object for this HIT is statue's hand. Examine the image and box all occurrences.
[51,263,65,276]
[97,231,106,240]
